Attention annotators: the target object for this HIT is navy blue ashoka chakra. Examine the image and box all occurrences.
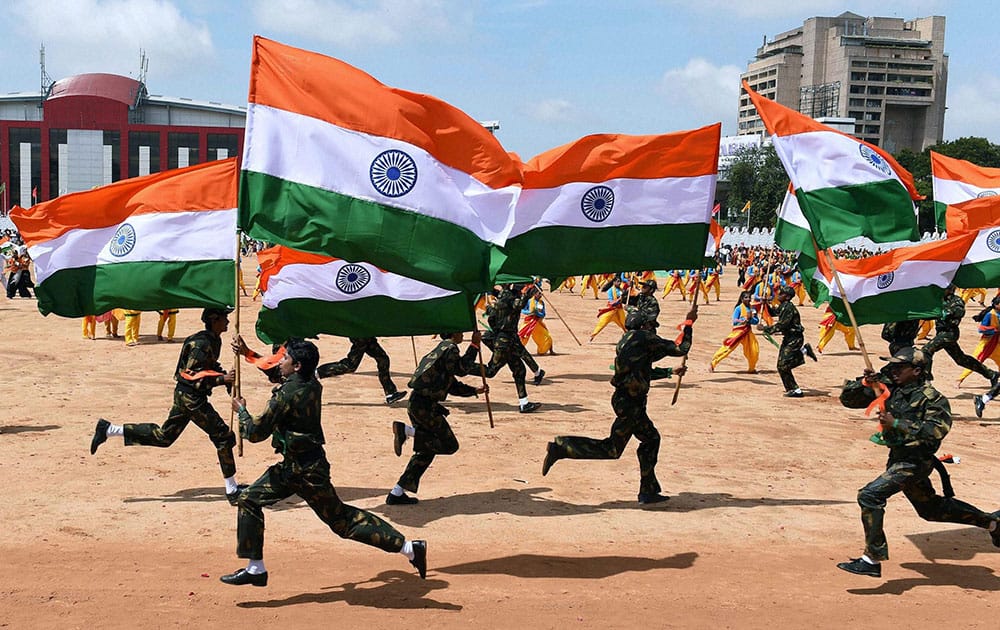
[370,150,418,198]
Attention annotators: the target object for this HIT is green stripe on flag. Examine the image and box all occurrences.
[933,200,948,234]
[827,286,945,326]
[797,180,919,249]
[239,171,504,294]
[499,223,709,277]
[775,218,813,254]
[35,260,235,317]
[954,260,1000,289]
[255,294,476,344]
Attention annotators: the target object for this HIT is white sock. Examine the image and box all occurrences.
[861,554,879,565]
[519,397,529,407]
[400,540,415,560]
[983,394,993,404]
[404,425,416,437]
[246,559,266,574]
[107,424,124,437]
[224,476,239,494]
[794,388,802,394]
[390,484,406,497]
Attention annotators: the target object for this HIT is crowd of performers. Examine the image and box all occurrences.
[1,228,995,584]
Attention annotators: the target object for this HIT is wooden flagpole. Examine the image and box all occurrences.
[671,281,701,405]
[231,231,244,457]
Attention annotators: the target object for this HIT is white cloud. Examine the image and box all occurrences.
[657,58,741,133]
[249,0,467,48]
[943,76,1000,143]
[524,98,579,124]
[9,0,213,81]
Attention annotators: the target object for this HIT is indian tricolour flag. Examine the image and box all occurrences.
[774,185,812,254]
[704,218,724,266]
[498,125,720,277]
[254,245,475,344]
[240,36,521,294]
[811,233,976,325]
[10,159,237,317]
[743,82,920,250]
[931,151,1000,235]
[953,225,1000,289]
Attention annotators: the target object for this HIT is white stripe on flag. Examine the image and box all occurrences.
[509,176,715,238]
[29,209,236,284]
[772,130,908,191]
[262,259,460,308]
[933,176,999,205]
[830,260,957,301]
[243,104,518,245]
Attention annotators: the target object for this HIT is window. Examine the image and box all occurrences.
[129,131,160,177]
[207,133,239,161]
[168,132,200,169]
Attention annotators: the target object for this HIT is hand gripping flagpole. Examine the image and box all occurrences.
[671,278,701,405]
[231,231,244,457]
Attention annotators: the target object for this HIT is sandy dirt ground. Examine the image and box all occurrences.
[3,266,1000,630]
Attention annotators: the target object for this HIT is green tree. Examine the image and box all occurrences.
[723,144,788,230]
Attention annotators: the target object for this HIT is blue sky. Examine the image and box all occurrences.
[3,0,998,159]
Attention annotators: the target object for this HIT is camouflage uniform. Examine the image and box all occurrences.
[483,287,532,399]
[236,373,404,560]
[545,323,692,496]
[123,329,237,478]
[630,293,660,322]
[923,293,996,381]
[316,337,400,396]
[762,300,805,392]
[858,377,996,561]
[396,339,481,493]
[880,320,920,356]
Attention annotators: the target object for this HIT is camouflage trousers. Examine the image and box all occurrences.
[858,457,994,561]
[776,333,805,391]
[316,338,398,396]
[923,334,993,381]
[396,398,459,493]
[123,389,236,478]
[482,332,529,399]
[549,391,661,496]
[237,455,405,560]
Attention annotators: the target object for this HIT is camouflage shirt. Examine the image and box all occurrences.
[934,294,965,337]
[239,372,325,459]
[488,288,530,334]
[763,301,804,338]
[610,326,692,398]
[630,293,660,321]
[880,379,951,460]
[881,320,920,346]
[173,329,225,396]
[408,339,480,402]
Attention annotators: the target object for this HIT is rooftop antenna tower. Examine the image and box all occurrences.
[39,43,54,107]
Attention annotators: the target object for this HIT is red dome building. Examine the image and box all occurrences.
[0,72,245,211]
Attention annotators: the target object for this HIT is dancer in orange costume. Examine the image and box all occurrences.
[710,291,760,373]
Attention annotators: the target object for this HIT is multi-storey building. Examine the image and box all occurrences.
[739,12,948,153]
[0,71,246,211]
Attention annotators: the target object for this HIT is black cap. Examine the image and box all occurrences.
[880,346,928,368]
[201,307,234,323]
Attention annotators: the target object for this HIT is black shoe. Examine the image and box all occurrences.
[975,395,986,419]
[804,343,818,362]
[784,389,804,398]
[990,512,1000,548]
[541,442,559,476]
[392,421,407,457]
[220,568,268,587]
[638,493,670,505]
[386,491,419,505]
[409,540,427,579]
[836,558,881,578]
[386,391,407,405]
[532,369,546,386]
[226,484,248,506]
[520,401,542,414]
[90,418,110,454]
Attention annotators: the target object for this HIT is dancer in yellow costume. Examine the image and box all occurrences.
[157,308,180,342]
[686,269,709,302]
[557,276,576,293]
[590,280,628,342]
[123,310,142,346]
[751,279,774,326]
[579,274,601,299]
[519,292,553,355]
[703,265,722,301]
[100,309,122,338]
[661,270,687,300]
[817,305,857,353]
[82,315,97,340]
[957,296,1000,385]
[710,291,759,373]
[915,319,934,341]
[959,287,987,306]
